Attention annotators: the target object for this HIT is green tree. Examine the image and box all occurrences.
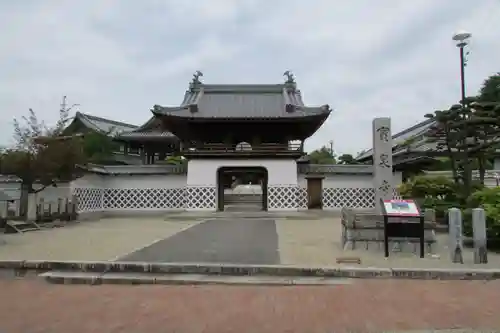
[307,146,336,164]
[337,153,358,165]
[82,131,120,164]
[425,104,467,190]
[160,155,186,166]
[466,100,500,183]
[399,175,460,221]
[425,98,500,198]
[478,73,500,102]
[0,97,116,217]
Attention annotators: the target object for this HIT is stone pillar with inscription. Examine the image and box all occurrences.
[372,118,393,214]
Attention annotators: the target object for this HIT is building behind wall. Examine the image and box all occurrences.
[355,118,500,186]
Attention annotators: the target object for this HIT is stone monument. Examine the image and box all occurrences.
[472,208,488,264]
[372,118,393,213]
[448,208,464,264]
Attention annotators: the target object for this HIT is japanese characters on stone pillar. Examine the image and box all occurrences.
[472,208,488,264]
[448,208,464,264]
[372,118,393,213]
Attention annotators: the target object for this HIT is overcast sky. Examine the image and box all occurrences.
[1,0,499,154]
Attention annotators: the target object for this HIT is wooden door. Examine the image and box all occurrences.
[307,178,323,209]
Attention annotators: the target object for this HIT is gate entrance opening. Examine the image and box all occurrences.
[216,166,268,212]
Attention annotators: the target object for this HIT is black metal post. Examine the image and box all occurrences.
[384,215,389,257]
[419,215,425,258]
[459,45,466,104]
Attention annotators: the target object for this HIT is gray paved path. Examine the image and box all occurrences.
[121,218,280,264]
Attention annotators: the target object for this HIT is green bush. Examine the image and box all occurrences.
[464,187,500,246]
[398,175,460,222]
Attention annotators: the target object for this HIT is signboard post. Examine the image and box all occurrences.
[381,199,425,258]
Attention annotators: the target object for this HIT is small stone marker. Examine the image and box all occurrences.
[424,208,435,224]
[27,193,38,221]
[472,208,488,264]
[0,201,7,219]
[372,117,393,214]
[448,208,464,264]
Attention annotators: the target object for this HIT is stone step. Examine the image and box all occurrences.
[224,204,263,212]
[224,195,262,204]
[39,271,353,286]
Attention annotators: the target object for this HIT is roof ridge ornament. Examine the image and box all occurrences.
[283,70,295,84]
[190,70,203,89]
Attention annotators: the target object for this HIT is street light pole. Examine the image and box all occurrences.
[459,44,466,103]
[452,30,472,104]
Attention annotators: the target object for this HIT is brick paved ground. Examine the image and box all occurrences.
[0,279,499,333]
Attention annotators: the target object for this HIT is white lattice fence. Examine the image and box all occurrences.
[268,185,300,210]
[322,188,403,209]
[297,187,308,210]
[73,188,104,212]
[103,188,186,210]
[322,188,375,209]
[185,186,216,210]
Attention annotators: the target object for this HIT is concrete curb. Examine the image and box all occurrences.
[39,271,355,286]
[1,260,500,280]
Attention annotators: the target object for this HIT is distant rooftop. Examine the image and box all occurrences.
[71,112,138,135]
[356,118,435,161]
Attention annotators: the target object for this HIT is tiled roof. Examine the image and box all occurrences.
[74,112,138,135]
[356,119,435,161]
[118,131,176,139]
[117,116,178,140]
[152,82,331,119]
[79,164,186,175]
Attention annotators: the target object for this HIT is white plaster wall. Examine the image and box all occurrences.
[494,158,500,170]
[323,174,373,188]
[484,178,499,188]
[297,171,403,189]
[187,159,298,186]
[103,175,186,189]
[71,174,103,190]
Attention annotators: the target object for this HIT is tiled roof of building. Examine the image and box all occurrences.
[152,74,331,119]
[79,164,186,175]
[356,118,435,161]
[116,116,177,140]
[73,112,138,135]
[118,131,176,139]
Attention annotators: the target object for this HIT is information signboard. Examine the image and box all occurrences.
[380,199,425,258]
[382,199,420,217]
